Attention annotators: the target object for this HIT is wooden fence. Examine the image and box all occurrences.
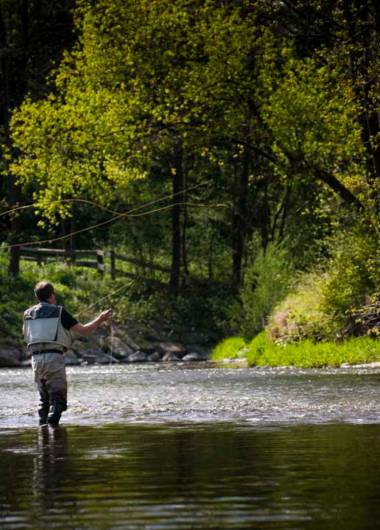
[19,247,170,281]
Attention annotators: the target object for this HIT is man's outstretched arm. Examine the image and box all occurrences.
[71,309,112,336]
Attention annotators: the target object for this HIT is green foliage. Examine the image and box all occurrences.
[263,54,366,183]
[121,279,236,342]
[3,0,380,353]
[265,223,380,343]
[321,226,380,323]
[347,292,380,338]
[212,336,247,362]
[212,330,380,369]
[237,242,295,339]
[248,332,380,368]
[0,247,234,348]
[9,0,280,280]
[0,249,129,345]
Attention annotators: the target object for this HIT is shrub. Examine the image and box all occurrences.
[321,227,380,325]
[212,336,247,361]
[267,224,380,343]
[267,271,336,343]
[344,292,380,337]
[238,241,295,340]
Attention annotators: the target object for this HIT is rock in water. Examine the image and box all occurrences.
[128,351,148,363]
[147,351,162,362]
[64,350,82,366]
[162,352,181,362]
[182,353,202,362]
[105,336,135,356]
[157,342,186,357]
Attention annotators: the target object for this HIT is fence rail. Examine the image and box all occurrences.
[18,247,169,281]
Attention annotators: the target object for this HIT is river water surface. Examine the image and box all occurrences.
[1,363,380,529]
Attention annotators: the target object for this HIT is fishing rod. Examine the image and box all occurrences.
[76,281,129,318]
[75,280,132,365]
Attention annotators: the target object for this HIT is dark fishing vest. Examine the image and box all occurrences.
[23,303,72,353]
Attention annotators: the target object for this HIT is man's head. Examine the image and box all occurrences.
[34,281,56,303]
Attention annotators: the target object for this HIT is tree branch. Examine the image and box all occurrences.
[314,167,363,210]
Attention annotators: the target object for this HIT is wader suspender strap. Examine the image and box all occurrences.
[55,306,63,341]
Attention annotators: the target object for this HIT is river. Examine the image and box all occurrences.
[1,363,380,529]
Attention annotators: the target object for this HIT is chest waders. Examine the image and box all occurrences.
[24,303,73,426]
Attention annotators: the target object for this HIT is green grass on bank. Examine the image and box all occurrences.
[212,332,380,368]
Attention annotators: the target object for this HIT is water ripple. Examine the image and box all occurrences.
[1,364,380,428]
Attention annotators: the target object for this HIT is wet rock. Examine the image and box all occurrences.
[103,335,135,356]
[99,354,120,364]
[182,352,203,362]
[128,351,148,363]
[81,353,98,365]
[83,352,118,365]
[344,362,380,369]
[64,350,82,366]
[157,342,186,357]
[123,334,141,351]
[220,358,248,366]
[162,352,182,362]
[0,348,23,367]
[138,340,158,354]
[147,351,162,362]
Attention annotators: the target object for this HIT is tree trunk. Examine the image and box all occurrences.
[181,166,189,283]
[1,1,29,276]
[170,138,183,295]
[2,43,22,276]
[7,173,22,276]
[232,148,250,287]
[343,0,380,181]
[259,180,270,250]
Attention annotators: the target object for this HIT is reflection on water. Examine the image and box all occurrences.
[1,422,380,529]
[34,427,69,512]
[1,364,380,529]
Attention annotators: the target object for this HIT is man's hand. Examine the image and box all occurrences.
[99,308,112,323]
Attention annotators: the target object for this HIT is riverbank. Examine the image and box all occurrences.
[0,319,210,367]
[0,255,223,367]
[212,332,380,368]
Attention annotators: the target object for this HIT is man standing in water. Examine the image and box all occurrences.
[23,281,112,427]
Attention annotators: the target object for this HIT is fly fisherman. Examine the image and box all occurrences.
[23,281,112,427]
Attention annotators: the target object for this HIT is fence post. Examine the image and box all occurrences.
[110,249,116,280]
[96,250,105,276]
[8,246,20,277]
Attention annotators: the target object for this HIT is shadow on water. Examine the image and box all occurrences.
[1,422,380,529]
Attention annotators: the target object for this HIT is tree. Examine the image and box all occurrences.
[9,0,373,293]
[11,0,272,289]
[0,0,75,274]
